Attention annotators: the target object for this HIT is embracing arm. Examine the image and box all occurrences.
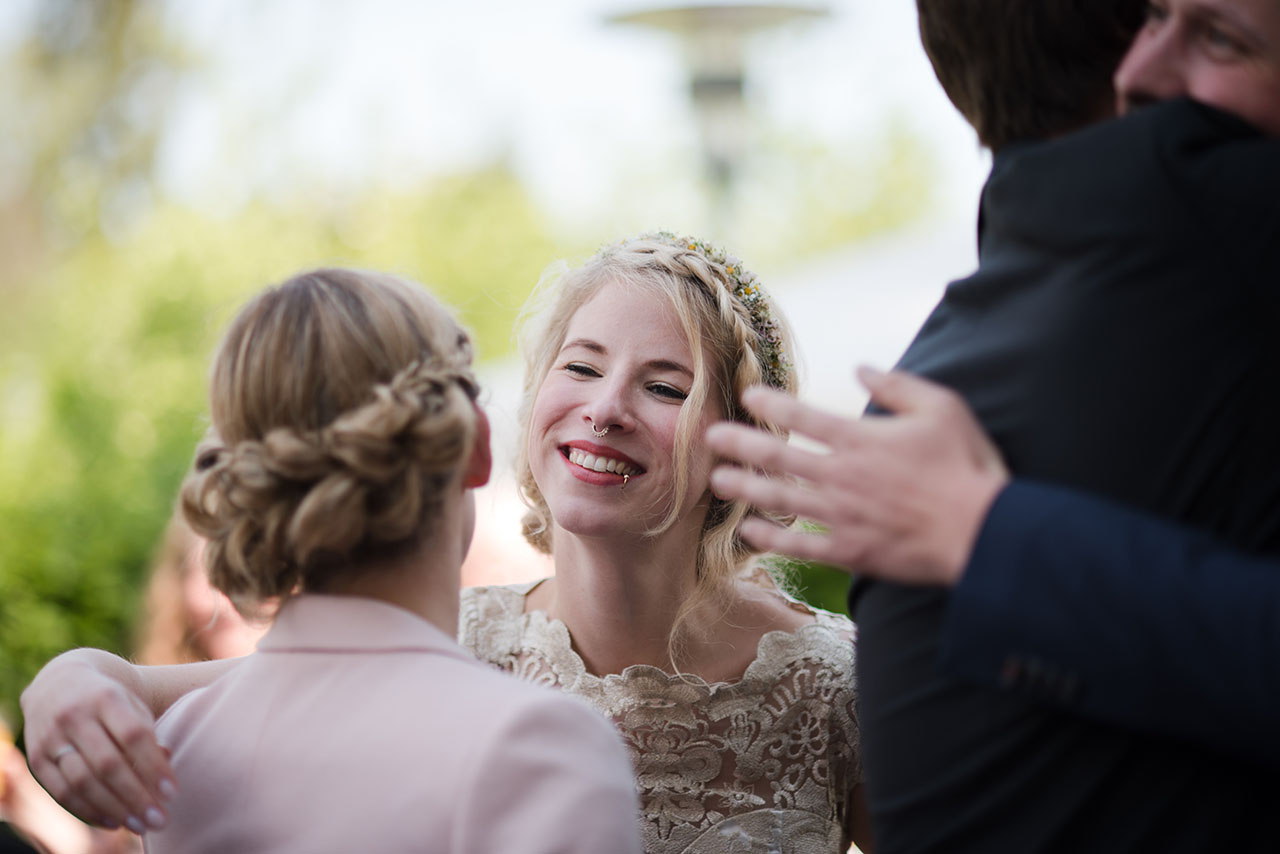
[941,480,1280,769]
[20,649,240,832]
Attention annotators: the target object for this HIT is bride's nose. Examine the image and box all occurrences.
[582,379,636,436]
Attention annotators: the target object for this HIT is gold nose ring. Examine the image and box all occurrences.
[591,423,610,438]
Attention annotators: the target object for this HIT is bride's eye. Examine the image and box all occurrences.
[648,383,688,402]
[564,362,600,378]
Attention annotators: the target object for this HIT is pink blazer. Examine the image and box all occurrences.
[146,594,642,854]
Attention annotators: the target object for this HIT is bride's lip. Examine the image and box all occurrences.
[559,441,646,478]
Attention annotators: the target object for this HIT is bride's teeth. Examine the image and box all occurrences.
[568,447,635,477]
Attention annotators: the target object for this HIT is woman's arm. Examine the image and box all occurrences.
[20,649,239,833]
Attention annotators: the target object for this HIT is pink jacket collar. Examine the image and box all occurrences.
[256,593,471,659]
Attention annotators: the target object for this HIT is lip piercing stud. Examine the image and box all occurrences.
[622,474,630,490]
[591,423,610,438]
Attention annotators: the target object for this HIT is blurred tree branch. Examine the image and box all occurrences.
[1,0,188,283]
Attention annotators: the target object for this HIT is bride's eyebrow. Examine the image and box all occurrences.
[645,358,693,378]
[559,339,691,377]
[560,338,605,355]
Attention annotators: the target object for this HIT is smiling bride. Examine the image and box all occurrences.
[460,232,871,854]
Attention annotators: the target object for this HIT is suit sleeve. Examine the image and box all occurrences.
[937,479,1280,769]
[454,693,643,854]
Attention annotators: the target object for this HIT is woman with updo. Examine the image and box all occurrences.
[23,269,641,854]
[24,237,869,853]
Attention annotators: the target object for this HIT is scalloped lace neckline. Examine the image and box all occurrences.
[501,578,850,693]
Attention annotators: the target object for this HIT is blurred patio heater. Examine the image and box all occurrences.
[608,3,827,210]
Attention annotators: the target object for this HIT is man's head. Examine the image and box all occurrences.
[917,0,1146,151]
[1116,0,1280,137]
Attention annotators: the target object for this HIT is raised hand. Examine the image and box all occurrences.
[706,366,1008,586]
[20,650,176,835]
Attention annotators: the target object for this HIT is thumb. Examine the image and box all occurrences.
[857,366,947,416]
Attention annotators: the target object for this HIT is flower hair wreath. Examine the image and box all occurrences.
[634,231,791,390]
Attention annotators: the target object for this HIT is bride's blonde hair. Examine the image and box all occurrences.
[181,268,479,614]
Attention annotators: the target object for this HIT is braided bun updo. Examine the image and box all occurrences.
[180,269,479,614]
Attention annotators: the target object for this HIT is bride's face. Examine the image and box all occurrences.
[527,279,723,542]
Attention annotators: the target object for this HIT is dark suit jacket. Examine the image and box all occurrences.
[941,479,1280,770]
[850,99,1280,852]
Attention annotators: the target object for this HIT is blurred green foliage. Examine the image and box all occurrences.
[735,123,935,267]
[0,0,928,725]
[764,553,852,618]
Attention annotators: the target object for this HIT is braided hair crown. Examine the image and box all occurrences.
[606,231,791,390]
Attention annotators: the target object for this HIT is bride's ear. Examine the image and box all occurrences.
[463,405,492,489]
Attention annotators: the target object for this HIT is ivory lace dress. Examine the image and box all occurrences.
[458,579,861,854]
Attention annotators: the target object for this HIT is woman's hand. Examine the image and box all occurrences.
[3,731,142,854]
[20,650,175,835]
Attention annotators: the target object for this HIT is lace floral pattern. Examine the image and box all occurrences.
[459,581,860,854]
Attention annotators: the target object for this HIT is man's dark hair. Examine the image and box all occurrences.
[917,0,1146,151]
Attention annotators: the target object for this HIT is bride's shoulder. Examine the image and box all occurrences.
[458,579,546,640]
[461,579,537,608]
[716,570,856,696]
[736,565,855,641]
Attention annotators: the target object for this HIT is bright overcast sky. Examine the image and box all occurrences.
[0,0,990,223]
[148,0,990,223]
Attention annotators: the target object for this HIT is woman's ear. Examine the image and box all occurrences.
[463,404,493,489]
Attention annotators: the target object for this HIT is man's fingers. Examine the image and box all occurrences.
[705,423,830,481]
[709,466,830,521]
[739,386,853,443]
[737,518,851,567]
[858,366,956,418]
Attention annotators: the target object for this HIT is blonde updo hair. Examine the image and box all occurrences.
[515,234,798,657]
[180,268,479,615]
